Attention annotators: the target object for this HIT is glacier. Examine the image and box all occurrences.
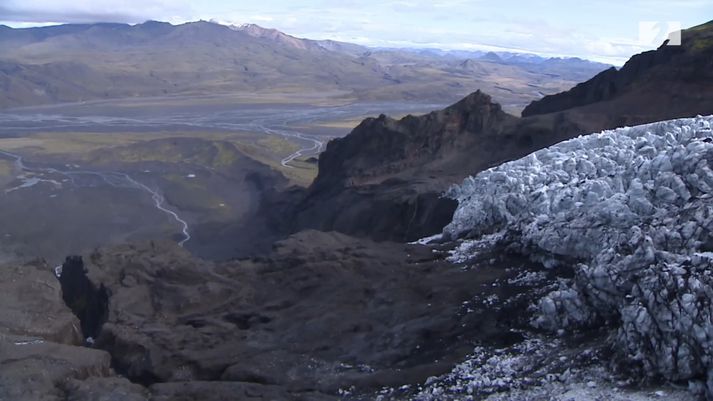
[443,116,713,393]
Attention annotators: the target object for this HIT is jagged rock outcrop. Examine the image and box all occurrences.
[0,231,535,400]
[279,92,531,242]
[59,255,109,340]
[0,260,83,344]
[85,235,505,390]
[0,260,115,401]
[313,90,516,188]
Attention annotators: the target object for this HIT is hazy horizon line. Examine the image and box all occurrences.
[0,18,630,65]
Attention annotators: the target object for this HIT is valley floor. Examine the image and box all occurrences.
[0,96,440,263]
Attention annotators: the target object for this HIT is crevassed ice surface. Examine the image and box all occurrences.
[444,116,713,387]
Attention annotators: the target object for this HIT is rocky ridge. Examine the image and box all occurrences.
[276,20,713,243]
[522,21,713,118]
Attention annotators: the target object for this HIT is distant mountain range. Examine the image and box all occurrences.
[0,20,609,111]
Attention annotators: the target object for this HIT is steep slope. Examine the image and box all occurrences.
[232,23,318,50]
[279,21,713,242]
[232,23,367,55]
[314,90,517,188]
[271,91,519,242]
[522,20,713,120]
[0,21,387,107]
[275,92,588,242]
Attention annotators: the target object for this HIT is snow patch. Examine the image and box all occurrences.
[410,233,443,245]
[448,231,505,264]
[378,335,695,401]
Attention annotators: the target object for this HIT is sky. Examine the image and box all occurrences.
[0,0,711,64]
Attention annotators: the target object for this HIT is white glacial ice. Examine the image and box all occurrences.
[443,116,713,390]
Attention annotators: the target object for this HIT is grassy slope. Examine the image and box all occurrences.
[0,129,319,187]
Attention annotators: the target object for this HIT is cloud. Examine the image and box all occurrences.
[1,0,710,65]
[0,6,136,24]
[0,0,193,24]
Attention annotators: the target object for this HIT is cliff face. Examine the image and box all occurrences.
[314,90,517,189]
[273,91,523,242]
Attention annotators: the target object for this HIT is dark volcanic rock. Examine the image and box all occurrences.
[64,377,150,401]
[276,22,713,243]
[60,255,109,340]
[276,91,521,242]
[0,261,116,401]
[0,260,82,344]
[0,336,113,401]
[273,94,583,242]
[279,180,458,242]
[149,381,334,401]
[52,232,535,399]
[313,90,515,188]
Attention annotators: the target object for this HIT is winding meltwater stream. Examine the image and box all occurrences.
[0,149,191,247]
[0,101,441,251]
